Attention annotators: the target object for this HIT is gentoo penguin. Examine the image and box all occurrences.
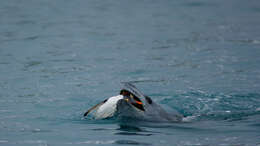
[84,83,183,122]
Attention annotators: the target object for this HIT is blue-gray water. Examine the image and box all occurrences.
[1,0,260,145]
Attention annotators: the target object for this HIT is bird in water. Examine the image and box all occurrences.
[84,83,183,122]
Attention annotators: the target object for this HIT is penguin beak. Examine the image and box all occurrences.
[120,89,145,111]
[123,95,145,111]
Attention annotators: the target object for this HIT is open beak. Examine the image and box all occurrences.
[123,94,145,111]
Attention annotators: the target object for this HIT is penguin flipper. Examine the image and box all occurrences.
[83,99,108,117]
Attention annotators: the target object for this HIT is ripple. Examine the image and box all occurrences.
[114,140,152,146]
[227,39,260,44]
[126,78,167,84]
[15,20,35,25]
[17,140,48,146]
[23,36,39,41]
[117,125,144,132]
[256,107,260,112]
[0,62,9,65]
[0,140,8,144]
[31,128,52,133]
[24,61,42,68]
[183,2,209,7]
[91,128,115,131]
[67,140,115,145]
[114,132,153,136]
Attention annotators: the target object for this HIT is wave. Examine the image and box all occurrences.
[160,92,260,121]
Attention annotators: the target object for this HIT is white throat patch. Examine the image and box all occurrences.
[94,95,123,119]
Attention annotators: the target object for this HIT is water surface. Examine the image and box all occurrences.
[0,0,260,145]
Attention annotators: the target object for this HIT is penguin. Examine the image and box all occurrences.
[84,83,183,122]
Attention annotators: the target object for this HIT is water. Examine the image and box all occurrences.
[0,0,260,145]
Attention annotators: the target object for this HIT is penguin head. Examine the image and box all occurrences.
[120,89,145,111]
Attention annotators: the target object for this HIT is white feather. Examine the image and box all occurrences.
[94,95,123,119]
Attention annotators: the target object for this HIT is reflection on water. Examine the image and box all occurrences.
[114,140,152,146]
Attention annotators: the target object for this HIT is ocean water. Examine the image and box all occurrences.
[0,0,260,145]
